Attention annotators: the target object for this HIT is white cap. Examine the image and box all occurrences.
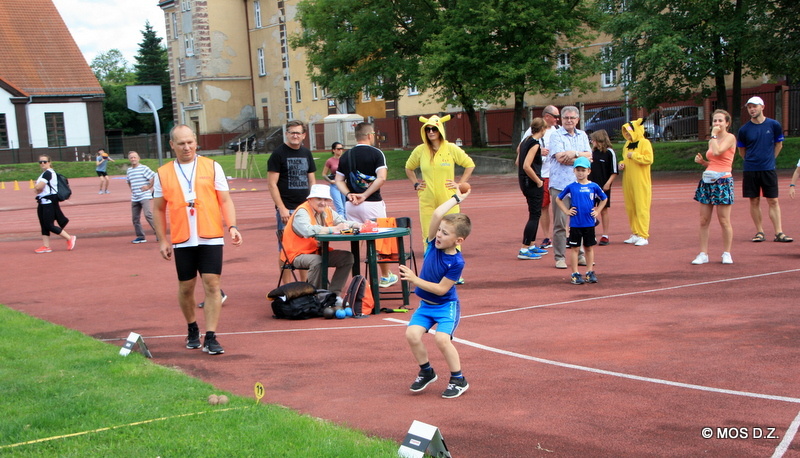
[307,184,332,200]
[746,96,764,106]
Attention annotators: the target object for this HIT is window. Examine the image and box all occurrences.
[557,53,571,71]
[362,87,370,102]
[171,13,178,39]
[375,77,384,100]
[407,85,419,96]
[45,113,66,147]
[0,114,8,148]
[600,47,617,87]
[312,82,319,100]
[181,0,191,12]
[295,81,302,102]
[189,83,200,103]
[184,34,194,57]
[257,48,266,76]
[254,1,262,28]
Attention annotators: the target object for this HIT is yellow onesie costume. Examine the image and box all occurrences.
[405,115,476,241]
[620,118,654,240]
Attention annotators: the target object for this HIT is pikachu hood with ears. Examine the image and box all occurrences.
[419,114,451,148]
[623,118,647,147]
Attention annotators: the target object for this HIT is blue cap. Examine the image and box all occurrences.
[573,156,591,169]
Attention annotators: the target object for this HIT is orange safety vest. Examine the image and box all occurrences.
[158,156,223,244]
[281,201,335,263]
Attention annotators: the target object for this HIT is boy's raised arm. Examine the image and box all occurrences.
[427,187,470,241]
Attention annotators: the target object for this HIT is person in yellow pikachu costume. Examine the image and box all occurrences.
[618,118,654,246]
[405,114,476,242]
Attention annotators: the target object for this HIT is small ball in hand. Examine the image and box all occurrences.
[458,182,471,193]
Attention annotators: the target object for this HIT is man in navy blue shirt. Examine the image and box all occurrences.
[737,96,792,243]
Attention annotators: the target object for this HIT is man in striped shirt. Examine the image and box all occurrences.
[126,151,156,243]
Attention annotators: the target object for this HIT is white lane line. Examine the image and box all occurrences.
[463,268,800,319]
[381,317,800,405]
[772,410,800,457]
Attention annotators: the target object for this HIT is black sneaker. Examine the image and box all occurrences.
[409,369,437,392]
[441,377,469,398]
[186,328,201,349]
[199,290,227,308]
[202,336,225,355]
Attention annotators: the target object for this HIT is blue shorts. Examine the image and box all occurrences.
[408,299,461,336]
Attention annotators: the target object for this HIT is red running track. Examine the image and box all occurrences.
[1,171,799,456]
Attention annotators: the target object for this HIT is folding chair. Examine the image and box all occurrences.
[367,216,417,307]
[276,229,308,288]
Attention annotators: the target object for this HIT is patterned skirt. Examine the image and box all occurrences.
[694,177,734,205]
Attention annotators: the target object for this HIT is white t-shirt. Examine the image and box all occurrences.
[36,169,58,204]
[153,158,229,248]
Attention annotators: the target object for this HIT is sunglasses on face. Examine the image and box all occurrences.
[424,127,438,132]
[545,112,560,118]
[39,160,49,164]
[334,147,344,151]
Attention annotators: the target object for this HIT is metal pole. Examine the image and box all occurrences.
[139,96,164,167]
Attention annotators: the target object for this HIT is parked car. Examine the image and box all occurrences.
[644,106,700,141]
[583,106,627,139]
[226,127,283,153]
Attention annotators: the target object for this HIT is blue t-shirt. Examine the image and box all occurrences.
[737,118,784,172]
[558,181,607,228]
[415,239,464,305]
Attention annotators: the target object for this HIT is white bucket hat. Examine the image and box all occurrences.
[307,184,332,200]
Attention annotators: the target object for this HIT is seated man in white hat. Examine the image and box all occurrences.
[281,184,362,296]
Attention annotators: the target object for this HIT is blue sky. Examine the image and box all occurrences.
[52,0,168,66]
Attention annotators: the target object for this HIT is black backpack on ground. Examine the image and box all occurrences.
[268,282,328,320]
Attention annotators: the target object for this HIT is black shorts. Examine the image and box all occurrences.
[567,226,597,248]
[96,171,108,177]
[742,170,779,199]
[174,245,223,282]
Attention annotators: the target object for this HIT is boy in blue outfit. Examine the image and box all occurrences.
[555,157,607,284]
[399,186,471,398]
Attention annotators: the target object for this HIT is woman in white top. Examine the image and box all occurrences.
[34,155,76,253]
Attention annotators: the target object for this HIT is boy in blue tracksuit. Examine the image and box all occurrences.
[399,186,471,398]
[556,157,607,284]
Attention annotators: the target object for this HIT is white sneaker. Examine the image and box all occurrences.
[634,237,649,246]
[691,253,709,265]
[721,252,733,264]
[624,234,640,244]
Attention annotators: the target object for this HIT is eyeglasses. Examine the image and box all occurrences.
[562,116,579,120]
[365,132,376,136]
[38,160,49,164]
[333,147,344,151]
[424,127,438,132]
[287,131,304,136]
[544,112,560,118]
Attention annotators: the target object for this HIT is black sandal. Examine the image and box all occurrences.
[774,232,794,243]
[752,232,765,242]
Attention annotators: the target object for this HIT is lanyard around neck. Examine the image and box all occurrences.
[177,157,197,193]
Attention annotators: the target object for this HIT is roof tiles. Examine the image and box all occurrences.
[0,0,104,97]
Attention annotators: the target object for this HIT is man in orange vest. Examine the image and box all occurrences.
[283,184,362,297]
[153,125,243,356]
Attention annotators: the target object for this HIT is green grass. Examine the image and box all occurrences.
[0,305,398,456]
[2,137,798,183]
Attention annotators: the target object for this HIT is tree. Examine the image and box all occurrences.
[600,0,773,129]
[91,49,141,134]
[292,0,599,147]
[91,49,135,84]
[747,0,800,84]
[134,22,172,133]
